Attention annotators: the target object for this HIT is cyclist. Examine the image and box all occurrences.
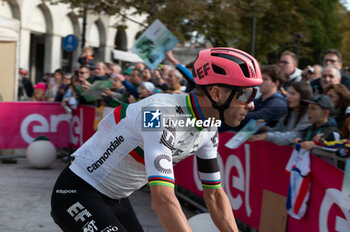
[51,47,262,232]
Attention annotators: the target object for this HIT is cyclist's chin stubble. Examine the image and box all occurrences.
[228,119,239,127]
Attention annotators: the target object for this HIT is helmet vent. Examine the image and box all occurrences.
[239,63,250,78]
[211,53,250,78]
[212,64,226,75]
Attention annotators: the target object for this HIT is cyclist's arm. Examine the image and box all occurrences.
[203,187,238,232]
[195,130,238,232]
[150,185,192,232]
[143,128,192,232]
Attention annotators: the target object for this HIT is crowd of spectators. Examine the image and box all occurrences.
[16,47,350,166]
[17,48,194,111]
[245,48,350,167]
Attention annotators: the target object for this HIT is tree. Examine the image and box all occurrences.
[339,5,350,66]
[46,0,350,66]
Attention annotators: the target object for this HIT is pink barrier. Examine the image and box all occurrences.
[174,132,348,231]
[0,102,95,149]
[1,102,347,231]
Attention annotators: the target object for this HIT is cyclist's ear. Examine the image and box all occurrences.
[207,85,222,103]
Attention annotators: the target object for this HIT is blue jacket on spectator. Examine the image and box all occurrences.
[176,64,196,93]
[241,91,288,127]
[122,80,139,99]
[218,91,287,132]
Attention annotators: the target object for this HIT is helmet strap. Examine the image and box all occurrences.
[201,86,236,127]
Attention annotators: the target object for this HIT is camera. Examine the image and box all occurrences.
[307,67,314,73]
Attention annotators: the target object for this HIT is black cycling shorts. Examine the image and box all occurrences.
[51,166,144,232]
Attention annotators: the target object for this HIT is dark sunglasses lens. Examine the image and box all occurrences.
[237,88,257,103]
[247,88,257,103]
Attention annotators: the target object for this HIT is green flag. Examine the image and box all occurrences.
[82,80,112,102]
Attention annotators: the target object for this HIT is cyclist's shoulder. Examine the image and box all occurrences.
[130,93,188,109]
[147,93,187,104]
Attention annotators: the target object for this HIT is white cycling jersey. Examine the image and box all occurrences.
[70,92,221,199]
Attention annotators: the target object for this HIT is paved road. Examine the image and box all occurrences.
[0,156,196,232]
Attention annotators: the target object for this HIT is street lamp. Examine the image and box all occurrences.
[294,33,304,60]
[81,6,87,49]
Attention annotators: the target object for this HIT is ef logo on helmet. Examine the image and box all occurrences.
[196,62,210,79]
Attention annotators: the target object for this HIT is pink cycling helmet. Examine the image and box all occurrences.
[192,47,262,86]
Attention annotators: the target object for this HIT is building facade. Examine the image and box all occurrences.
[0,0,146,83]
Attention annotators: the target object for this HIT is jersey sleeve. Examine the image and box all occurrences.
[142,128,176,189]
[195,130,222,189]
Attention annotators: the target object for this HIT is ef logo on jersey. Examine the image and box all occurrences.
[143,109,161,128]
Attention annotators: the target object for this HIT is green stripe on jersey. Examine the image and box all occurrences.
[120,103,128,119]
[202,184,222,189]
[149,181,175,188]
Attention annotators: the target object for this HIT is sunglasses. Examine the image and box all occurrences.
[79,71,88,75]
[234,87,258,104]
